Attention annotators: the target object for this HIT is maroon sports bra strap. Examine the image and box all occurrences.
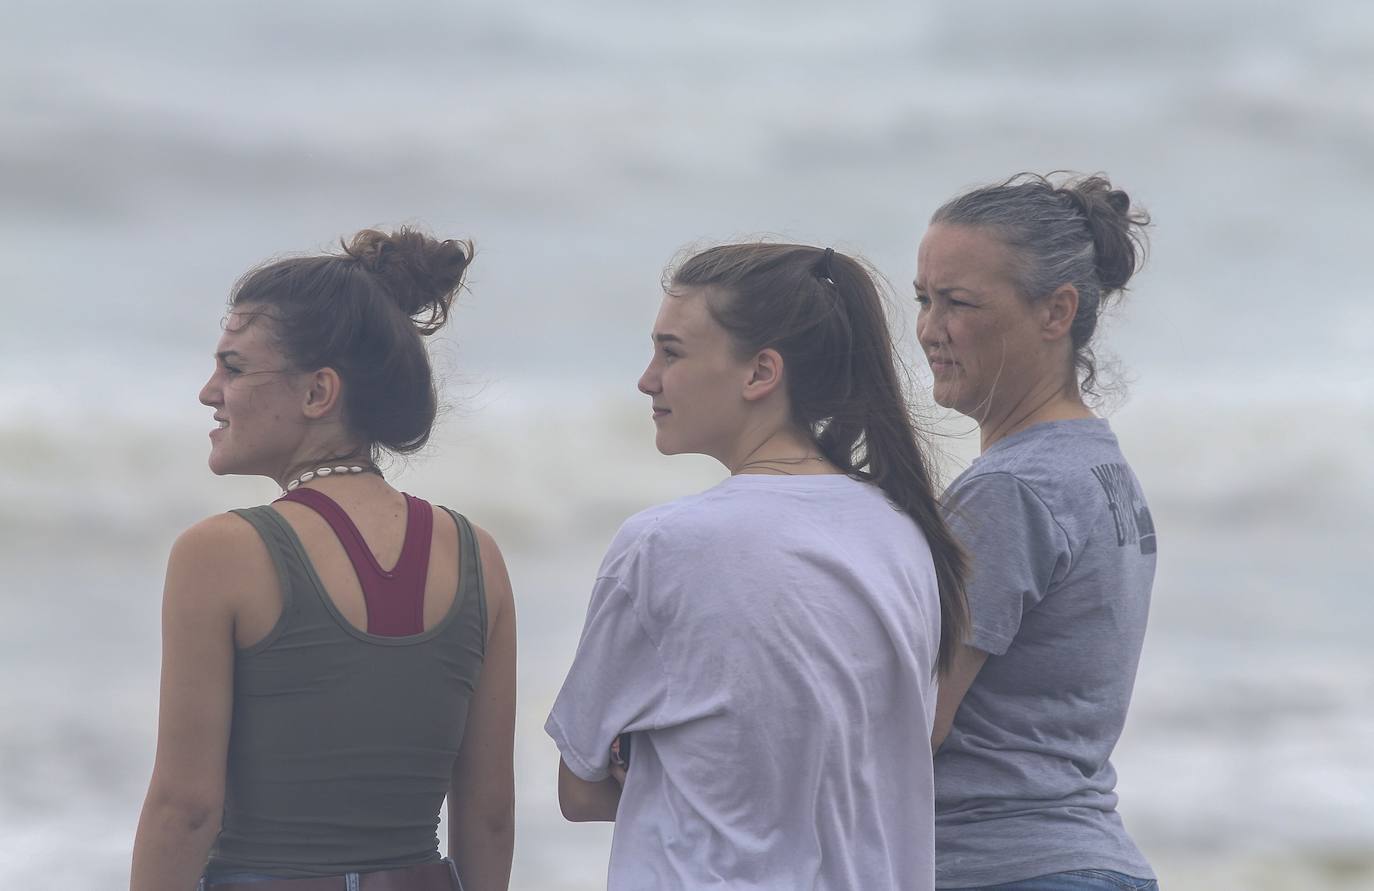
[275,488,434,637]
[394,493,434,634]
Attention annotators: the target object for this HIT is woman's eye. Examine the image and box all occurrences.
[914,294,930,307]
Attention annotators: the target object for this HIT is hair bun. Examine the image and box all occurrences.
[1065,176,1149,296]
[1105,189,1131,215]
[344,227,472,335]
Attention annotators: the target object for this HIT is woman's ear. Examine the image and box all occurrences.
[742,348,785,402]
[301,367,343,419]
[1040,283,1079,341]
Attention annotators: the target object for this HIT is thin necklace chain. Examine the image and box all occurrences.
[735,454,827,476]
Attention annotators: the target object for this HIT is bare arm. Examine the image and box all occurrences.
[130,516,243,891]
[932,642,990,752]
[557,758,622,822]
[447,525,516,891]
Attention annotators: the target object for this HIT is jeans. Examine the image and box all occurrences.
[199,857,463,890]
[962,869,1159,891]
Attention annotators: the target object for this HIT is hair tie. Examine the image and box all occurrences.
[818,247,835,284]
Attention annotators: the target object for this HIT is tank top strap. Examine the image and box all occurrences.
[226,505,312,630]
[275,488,433,637]
[441,507,488,657]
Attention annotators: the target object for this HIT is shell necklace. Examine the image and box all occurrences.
[282,463,381,493]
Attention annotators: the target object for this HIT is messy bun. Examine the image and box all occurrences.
[930,171,1151,400]
[229,226,474,455]
[343,228,472,334]
[1063,176,1149,295]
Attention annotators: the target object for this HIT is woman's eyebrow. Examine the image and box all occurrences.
[919,286,975,297]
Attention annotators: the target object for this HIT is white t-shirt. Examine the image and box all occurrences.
[546,473,942,890]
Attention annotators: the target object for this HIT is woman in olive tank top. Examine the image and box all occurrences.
[131,229,516,891]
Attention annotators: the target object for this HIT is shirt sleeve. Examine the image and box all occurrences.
[545,574,672,782]
[943,471,1071,656]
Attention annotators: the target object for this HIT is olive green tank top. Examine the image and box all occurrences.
[205,504,487,879]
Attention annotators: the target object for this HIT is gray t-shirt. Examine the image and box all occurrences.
[547,473,943,890]
[934,419,1156,888]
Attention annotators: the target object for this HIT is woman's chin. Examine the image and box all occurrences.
[932,383,976,417]
[930,383,959,411]
[207,451,243,477]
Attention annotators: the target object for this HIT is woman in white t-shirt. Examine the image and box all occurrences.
[546,243,968,890]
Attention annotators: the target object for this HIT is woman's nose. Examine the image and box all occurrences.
[637,362,659,396]
[916,307,944,348]
[199,373,219,407]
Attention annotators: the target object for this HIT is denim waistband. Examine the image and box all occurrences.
[199,857,461,890]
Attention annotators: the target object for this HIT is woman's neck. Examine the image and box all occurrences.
[275,444,376,491]
[978,383,1092,452]
[728,427,840,476]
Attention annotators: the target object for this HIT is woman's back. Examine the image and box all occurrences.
[206,487,487,879]
[549,473,942,889]
[934,420,1155,885]
[549,242,965,891]
[132,227,514,891]
[233,485,464,645]
[917,173,1158,890]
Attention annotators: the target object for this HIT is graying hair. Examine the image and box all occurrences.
[931,172,1150,399]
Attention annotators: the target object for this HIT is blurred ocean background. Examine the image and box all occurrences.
[2,1,1372,888]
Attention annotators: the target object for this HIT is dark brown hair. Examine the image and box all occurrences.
[931,172,1151,400]
[230,227,472,456]
[670,244,969,675]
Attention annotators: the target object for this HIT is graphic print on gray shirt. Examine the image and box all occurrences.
[934,419,1157,888]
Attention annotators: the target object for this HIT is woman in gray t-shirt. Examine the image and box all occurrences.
[914,174,1160,891]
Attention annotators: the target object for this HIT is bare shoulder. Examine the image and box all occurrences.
[166,512,274,605]
[467,521,514,619]
[469,522,511,590]
[171,512,263,565]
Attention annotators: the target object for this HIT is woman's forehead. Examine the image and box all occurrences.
[217,309,273,351]
[655,288,720,340]
[918,225,1017,289]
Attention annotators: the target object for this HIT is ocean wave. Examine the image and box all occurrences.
[3,386,1369,547]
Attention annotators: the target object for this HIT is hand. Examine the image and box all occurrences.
[609,735,629,785]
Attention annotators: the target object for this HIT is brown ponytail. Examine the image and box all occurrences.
[670,244,969,675]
